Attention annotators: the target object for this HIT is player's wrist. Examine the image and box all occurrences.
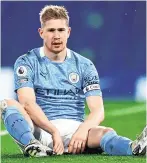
[79,121,95,131]
[51,129,60,136]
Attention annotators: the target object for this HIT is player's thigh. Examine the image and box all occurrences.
[87,126,114,148]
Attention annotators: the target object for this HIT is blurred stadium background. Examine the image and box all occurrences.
[1,1,146,101]
[1,1,146,163]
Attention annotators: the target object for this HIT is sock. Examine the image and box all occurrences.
[100,130,133,156]
[2,106,35,145]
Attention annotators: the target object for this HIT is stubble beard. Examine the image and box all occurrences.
[45,43,66,54]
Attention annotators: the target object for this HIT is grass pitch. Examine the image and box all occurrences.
[1,101,146,163]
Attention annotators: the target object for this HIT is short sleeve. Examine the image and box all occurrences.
[14,56,34,92]
[82,61,102,97]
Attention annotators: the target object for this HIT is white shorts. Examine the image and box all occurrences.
[33,119,82,153]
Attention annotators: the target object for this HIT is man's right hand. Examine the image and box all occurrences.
[52,131,64,155]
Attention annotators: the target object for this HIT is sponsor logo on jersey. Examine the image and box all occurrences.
[16,66,27,77]
[83,84,100,93]
[35,88,81,96]
[69,72,79,83]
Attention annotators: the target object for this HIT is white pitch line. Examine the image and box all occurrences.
[106,104,146,116]
[0,130,8,136]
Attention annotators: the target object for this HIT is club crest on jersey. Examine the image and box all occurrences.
[69,72,79,83]
[16,66,27,77]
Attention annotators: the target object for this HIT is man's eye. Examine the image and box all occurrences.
[58,29,65,32]
[48,29,55,32]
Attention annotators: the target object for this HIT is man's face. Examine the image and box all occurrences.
[39,19,71,54]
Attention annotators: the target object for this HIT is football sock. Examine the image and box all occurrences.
[2,106,35,145]
[100,130,132,155]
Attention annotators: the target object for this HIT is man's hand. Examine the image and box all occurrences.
[68,127,89,154]
[52,131,64,155]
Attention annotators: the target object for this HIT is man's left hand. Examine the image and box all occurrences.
[68,127,89,154]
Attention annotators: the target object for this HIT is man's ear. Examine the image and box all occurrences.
[38,28,44,39]
[67,27,71,38]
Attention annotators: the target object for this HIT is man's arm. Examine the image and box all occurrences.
[79,95,104,130]
[68,95,104,154]
[68,59,104,154]
[17,87,64,154]
[17,87,58,134]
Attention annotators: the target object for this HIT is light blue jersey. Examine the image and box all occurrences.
[14,47,102,122]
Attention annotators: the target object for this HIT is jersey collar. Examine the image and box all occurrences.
[39,47,71,59]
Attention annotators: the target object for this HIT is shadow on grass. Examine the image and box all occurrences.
[2,153,28,159]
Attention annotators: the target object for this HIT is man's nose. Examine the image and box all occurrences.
[54,31,60,39]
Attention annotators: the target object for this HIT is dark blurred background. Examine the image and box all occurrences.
[1,1,146,101]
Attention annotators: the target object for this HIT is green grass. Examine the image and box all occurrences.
[1,101,146,163]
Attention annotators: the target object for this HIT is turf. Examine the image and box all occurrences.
[1,101,146,163]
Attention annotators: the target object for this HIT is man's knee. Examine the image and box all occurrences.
[103,127,114,135]
[0,99,27,114]
[89,126,114,137]
[4,99,21,108]
[0,99,34,132]
[87,126,114,148]
[0,99,25,118]
[0,99,19,115]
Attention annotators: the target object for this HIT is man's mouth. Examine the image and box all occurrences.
[52,42,62,45]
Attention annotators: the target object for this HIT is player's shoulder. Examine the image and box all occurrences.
[14,47,40,65]
[69,49,93,67]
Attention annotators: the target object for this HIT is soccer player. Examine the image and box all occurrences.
[0,5,146,157]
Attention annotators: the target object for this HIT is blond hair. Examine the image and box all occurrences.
[39,5,69,27]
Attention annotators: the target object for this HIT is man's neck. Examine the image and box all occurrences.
[43,46,67,63]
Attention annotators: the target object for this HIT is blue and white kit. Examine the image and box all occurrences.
[14,47,102,151]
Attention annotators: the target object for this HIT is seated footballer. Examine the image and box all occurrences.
[0,5,146,157]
